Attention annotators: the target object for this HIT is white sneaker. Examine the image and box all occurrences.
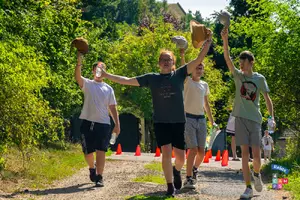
[252,172,263,192]
[240,188,253,199]
[183,177,196,189]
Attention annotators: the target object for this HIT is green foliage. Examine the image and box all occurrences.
[133,175,165,185]
[144,162,162,172]
[230,0,300,157]
[0,40,64,167]
[126,195,178,200]
[284,169,300,200]
[1,143,86,192]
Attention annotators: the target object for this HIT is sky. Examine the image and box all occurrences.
[165,0,230,19]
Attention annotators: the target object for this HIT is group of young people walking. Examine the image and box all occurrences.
[74,27,275,199]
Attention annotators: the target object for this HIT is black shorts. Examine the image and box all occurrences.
[227,131,235,137]
[154,123,185,150]
[80,120,111,154]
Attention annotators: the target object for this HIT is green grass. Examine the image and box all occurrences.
[133,175,166,185]
[126,194,178,200]
[0,143,113,192]
[144,162,163,172]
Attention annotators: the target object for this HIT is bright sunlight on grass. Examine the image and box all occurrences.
[144,162,162,172]
[1,143,113,192]
[126,194,178,200]
[133,175,165,185]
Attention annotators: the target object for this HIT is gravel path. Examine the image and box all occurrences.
[0,157,292,200]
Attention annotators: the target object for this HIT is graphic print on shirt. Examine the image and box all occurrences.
[240,81,257,102]
[159,79,176,99]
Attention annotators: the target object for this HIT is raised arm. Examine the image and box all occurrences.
[101,69,140,86]
[221,28,235,74]
[186,30,213,74]
[180,48,186,65]
[109,104,120,135]
[75,51,84,88]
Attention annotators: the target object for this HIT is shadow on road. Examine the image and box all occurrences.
[198,168,243,182]
[0,183,95,199]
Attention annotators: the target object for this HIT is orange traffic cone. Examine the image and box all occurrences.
[115,143,122,155]
[186,149,190,159]
[134,145,141,156]
[154,147,161,157]
[215,150,221,161]
[221,150,229,166]
[208,149,212,158]
[172,149,175,158]
[203,151,210,163]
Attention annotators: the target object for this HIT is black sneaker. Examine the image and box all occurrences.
[192,167,198,180]
[166,183,175,197]
[173,166,182,190]
[89,168,96,182]
[95,174,104,187]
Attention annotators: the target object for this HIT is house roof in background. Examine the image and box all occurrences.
[167,3,186,19]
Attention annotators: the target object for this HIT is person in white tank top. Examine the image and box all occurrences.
[75,51,120,187]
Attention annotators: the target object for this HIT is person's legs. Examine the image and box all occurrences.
[241,145,251,186]
[95,150,105,175]
[161,144,174,195]
[93,123,111,187]
[235,117,254,198]
[263,149,267,161]
[172,123,186,190]
[183,118,198,177]
[192,118,206,181]
[85,153,95,168]
[252,146,263,192]
[231,136,237,159]
[252,146,261,173]
[161,144,173,183]
[154,123,175,196]
[80,120,97,182]
[187,148,197,173]
[184,148,197,189]
[174,147,185,171]
[194,147,205,168]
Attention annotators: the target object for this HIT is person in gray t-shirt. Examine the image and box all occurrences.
[100,30,213,197]
[221,28,275,199]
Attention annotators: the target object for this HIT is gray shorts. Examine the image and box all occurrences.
[263,149,271,158]
[235,117,261,147]
[184,117,207,149]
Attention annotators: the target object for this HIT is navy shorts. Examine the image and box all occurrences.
[154,123,185,150]
[80,120,111,154]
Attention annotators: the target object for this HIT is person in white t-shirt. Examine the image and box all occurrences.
[75,51,120,187]
[261,130,274,162]
[179,49,216,189]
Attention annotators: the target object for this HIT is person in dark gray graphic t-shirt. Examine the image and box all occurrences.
[100,29,213,197]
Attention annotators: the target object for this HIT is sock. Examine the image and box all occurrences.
[167,183,174,192]
[173,166,180,174]
[193,166,198,171]
[253,171,260,177]
[186,176,192,179]
[246,182,252,189]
